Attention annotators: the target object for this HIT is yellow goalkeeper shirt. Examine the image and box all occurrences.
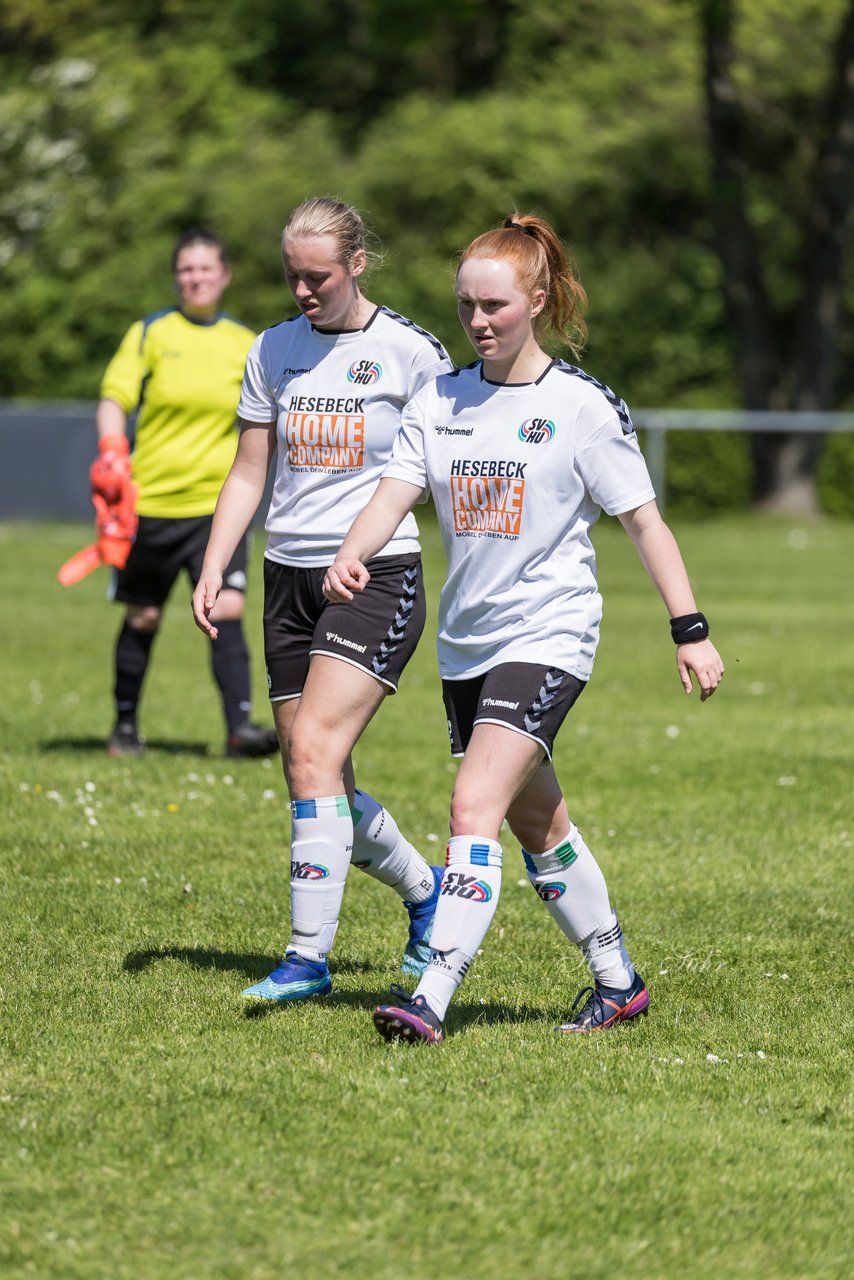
[99,307,256,518]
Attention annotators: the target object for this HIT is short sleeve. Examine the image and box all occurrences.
[383,393,430,499]
[408,340,453,399]
[99,321,147,411]
[237,334,278,423]
[575,413,656,515]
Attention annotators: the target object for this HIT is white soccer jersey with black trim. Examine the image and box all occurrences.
[238,305,451,566]
[384,359,656,681]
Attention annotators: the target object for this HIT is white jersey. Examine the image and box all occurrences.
[385,359,656,681]
[238,305,451,566]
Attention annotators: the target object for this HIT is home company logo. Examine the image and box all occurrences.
[518,417,555,444]
[449,459,526,538]
[284,395,365,470]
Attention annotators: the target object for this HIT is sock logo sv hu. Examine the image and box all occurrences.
[535,881,567,901]
[290,861,330,880]
[441,871,493,902]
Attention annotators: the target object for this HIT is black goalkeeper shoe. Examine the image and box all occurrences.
[225,722,280,759]
[107,723,144,757]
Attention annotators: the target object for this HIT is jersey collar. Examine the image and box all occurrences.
[480,357,556,387]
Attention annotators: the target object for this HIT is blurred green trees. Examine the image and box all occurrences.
[1,0,852,514]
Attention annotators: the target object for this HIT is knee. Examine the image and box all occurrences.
[126,605,161,634]
[449,787,484,838]
[286,723,332,797]
[285,728,313,794]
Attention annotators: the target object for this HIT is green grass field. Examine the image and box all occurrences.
[1,514,851,1280]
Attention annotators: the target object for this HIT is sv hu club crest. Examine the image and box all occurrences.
[347,359,382,385]
[518,417,555,444]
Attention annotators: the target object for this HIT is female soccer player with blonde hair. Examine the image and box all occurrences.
[194,198,452,1000]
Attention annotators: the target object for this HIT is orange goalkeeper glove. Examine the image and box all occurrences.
[57,475,139,586]
[92,481,138,568]
[89,433,132,502]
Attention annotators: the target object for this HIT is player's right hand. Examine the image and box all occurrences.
[191,570,223,640]
[90,433,132,502]
[323,559,371,602]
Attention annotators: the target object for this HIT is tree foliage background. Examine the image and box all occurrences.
[1,0,853,514]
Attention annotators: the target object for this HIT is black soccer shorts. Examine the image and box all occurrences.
[442,661,586,761]
[263,553,426,700]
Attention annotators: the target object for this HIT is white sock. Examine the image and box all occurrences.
[415,835,502,1020]
[523,824,634,990]
[414,946,474,1023]
[580,914,635,990]
[350,788,435,901]
[288,795,353,962]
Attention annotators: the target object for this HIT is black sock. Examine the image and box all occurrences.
[210,619,252,735]
[114,622,157,726]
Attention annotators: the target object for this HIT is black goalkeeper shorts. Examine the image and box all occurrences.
[112,514,250,607]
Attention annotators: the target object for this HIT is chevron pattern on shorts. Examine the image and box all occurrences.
[523,669,565,734]
[371,566,418,677]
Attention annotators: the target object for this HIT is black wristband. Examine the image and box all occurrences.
[670,612,709,645]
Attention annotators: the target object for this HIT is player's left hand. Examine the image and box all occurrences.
[323,558,370,602]
[676,639,724,701]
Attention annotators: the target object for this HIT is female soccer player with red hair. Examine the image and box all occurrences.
[325,212,724,1042]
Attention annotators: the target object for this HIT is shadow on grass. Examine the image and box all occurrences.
[124,946,386,983]
[123,946,571,1031]
[331,990,559,1032]
[42,735,215,755]
[124,945,276,978]
[241,989,564,1030]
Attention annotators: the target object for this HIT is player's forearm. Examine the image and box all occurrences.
[95,399,128,441]
[204,466,265,572]
[337,478,423,562]
[619,502,698,618]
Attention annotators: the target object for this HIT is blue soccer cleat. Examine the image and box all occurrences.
[240,952,332,1003]
[374,988,444,1045]
[401,866,444,977]
[555,972,650,1033]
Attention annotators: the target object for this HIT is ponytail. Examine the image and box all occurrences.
[459,213,588,358]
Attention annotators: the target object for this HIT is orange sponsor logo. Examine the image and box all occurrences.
[285,412,364,469]
[450,474,525,536]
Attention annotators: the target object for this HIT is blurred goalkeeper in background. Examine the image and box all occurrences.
[93,227,278,759]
